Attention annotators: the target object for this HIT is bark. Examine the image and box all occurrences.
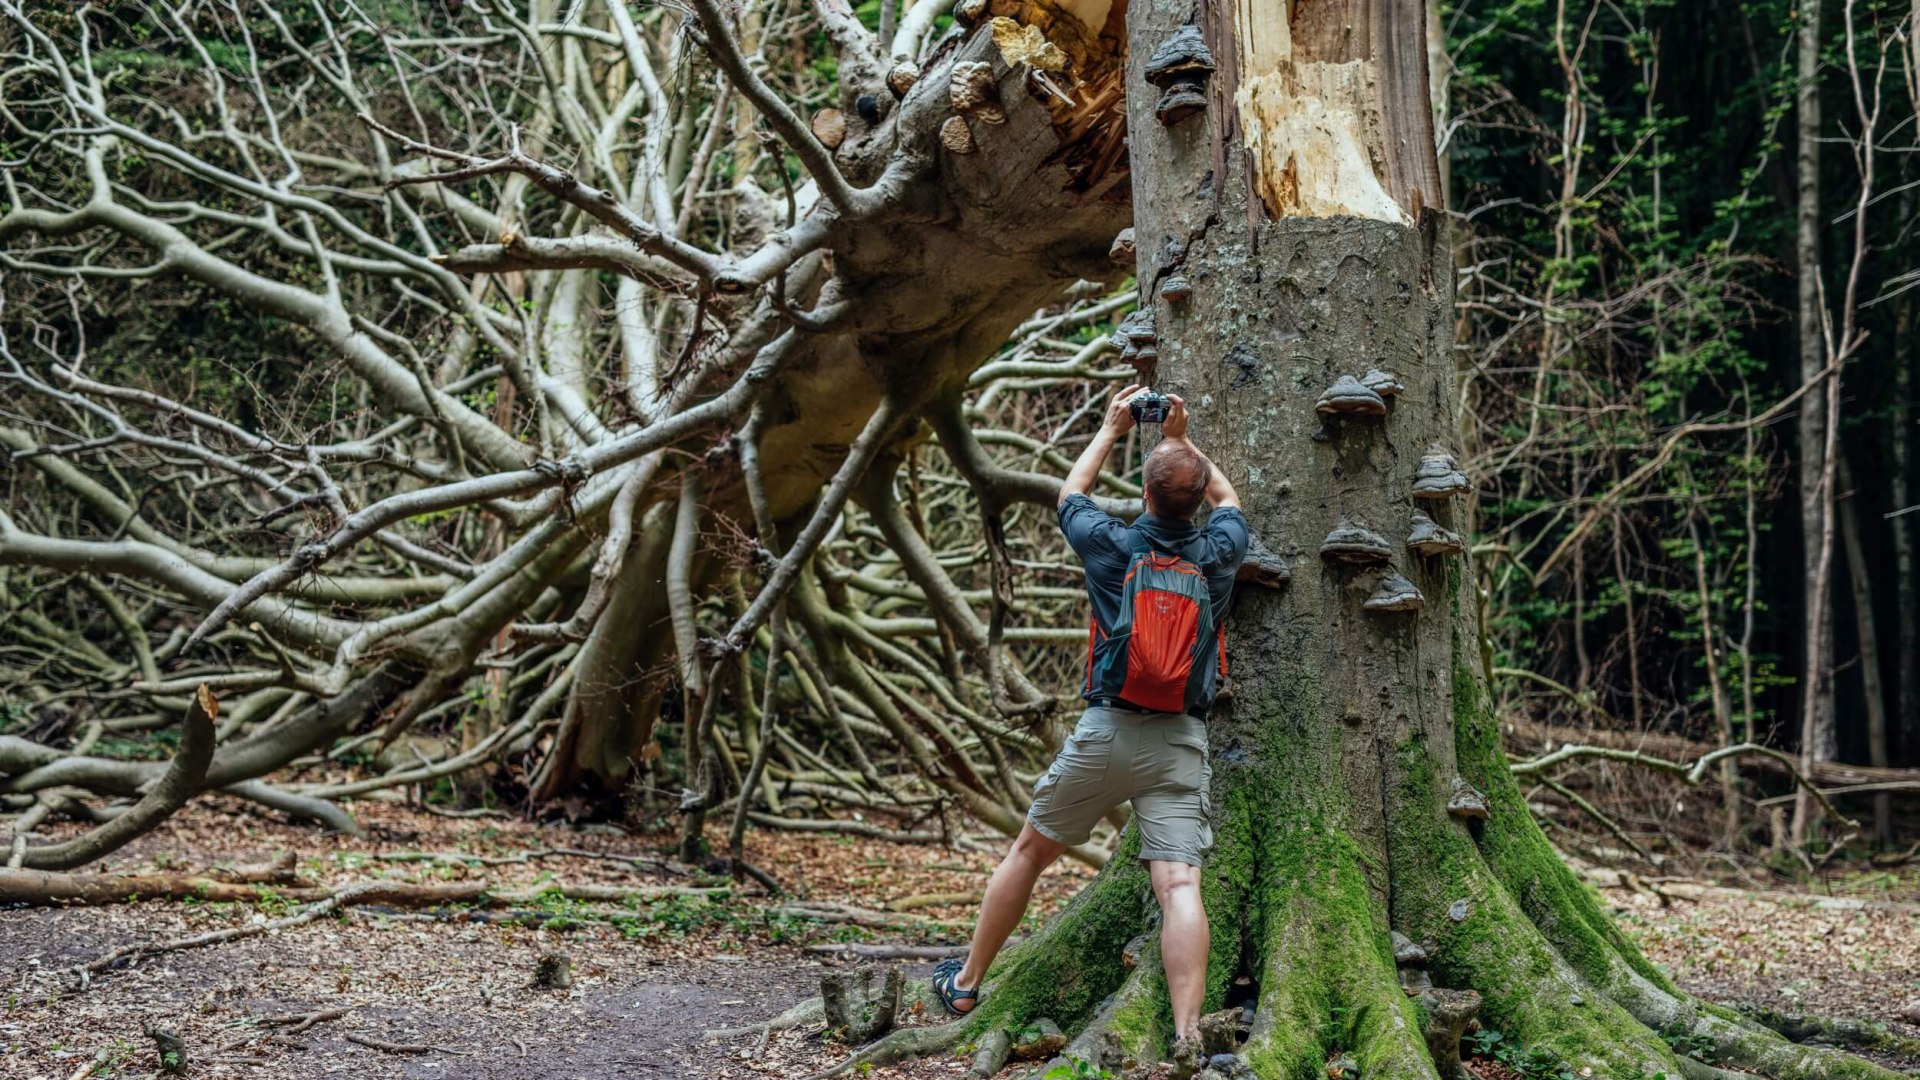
[1891,183,1917,809]
[815,3,1906,1077]
[1792,0,1837,841]
[14,685,216,870]
[1836,457,1891,848]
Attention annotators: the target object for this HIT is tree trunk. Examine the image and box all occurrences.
[921,3,1903,1077]
[1837,456,1892,848]
[1891,181,1917,801]
[1791,0,1836,846]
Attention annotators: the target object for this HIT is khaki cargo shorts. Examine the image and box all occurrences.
[1026,705,1213,866]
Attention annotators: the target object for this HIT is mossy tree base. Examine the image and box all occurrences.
[895,657,1907,1080]
[770,2,1912,1078]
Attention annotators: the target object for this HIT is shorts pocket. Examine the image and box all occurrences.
[1165,730,1207,793]
[1057,725,1117,789]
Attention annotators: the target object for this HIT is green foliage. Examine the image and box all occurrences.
[1464,1029,1588,1080]
[1041,1059,1114,1080]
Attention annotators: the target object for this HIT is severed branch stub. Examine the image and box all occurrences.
[820,966,903,1044]
[1010,1018,1066,1061]
[1421,987,1482,1080]
[533,951,572,990]
[18,684,218,870]
[149,1027,188,1075]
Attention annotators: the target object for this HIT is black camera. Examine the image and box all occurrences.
[1129,389,1172,424]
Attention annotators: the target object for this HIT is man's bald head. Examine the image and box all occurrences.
[1144,441,1210,521]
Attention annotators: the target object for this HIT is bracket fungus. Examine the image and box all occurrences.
[1363,570,1424,613]
[1108,227,1135,264]
[1360,368,1404,397]
[1319,521,1393,564]
[1393,931,1432,993]
[1159,270,1193,304]
[1235,536,1291,587]
[949,61,1006,124]
[1143,24,1216,126]
[954,0,989,27]
[1314,374,1388,417]
[1447,776,1490,821]
[1391,931,1429,968]
[1406,511,1465,556]
[939,115,977,155]
[1110,309,1155,352]
[1412,443,1471,499]
[886,58,920,99]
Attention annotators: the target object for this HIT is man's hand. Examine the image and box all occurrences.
[1161,393,1190,441]
[1101,383,1143,435]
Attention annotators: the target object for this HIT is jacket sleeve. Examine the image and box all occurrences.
[1058,493,1130,571]
[1200,506,1252,572]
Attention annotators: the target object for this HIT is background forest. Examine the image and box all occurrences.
[0,0,1918,1076]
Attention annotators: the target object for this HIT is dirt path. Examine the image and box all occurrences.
[3,802,1916,1079]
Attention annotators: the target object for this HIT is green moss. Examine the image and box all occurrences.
[965,828,1151,1039]
[1448,652,1681,998]
[1385,704,1679,1078]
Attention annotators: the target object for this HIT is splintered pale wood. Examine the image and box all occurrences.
[1224,0,1440,222]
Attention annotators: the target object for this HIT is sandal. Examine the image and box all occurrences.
[931,957,981,1016]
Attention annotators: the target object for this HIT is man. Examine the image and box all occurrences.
[933,383,1247,1056]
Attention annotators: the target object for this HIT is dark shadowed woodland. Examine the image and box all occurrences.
[1,0,1918,1078]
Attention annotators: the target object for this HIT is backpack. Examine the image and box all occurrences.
[1084,531,1225,714]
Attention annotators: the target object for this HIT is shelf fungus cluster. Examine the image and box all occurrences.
[1315,374,1388,417]
[1413,443,1471,499]
[1143,24,1215,126]
[1110,310,1158,376]
[1318,521,1425,614]
[1157,237,1192,304]
[1393,931,1430,993]
[939,60,1005,156]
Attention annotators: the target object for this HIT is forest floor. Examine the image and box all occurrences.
[3,798,1918,1080]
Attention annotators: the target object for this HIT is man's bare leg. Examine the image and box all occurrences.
[1150,859,1208,1040]
[954,823,1067,995]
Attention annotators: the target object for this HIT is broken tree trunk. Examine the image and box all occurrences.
[831,3,1908,1078]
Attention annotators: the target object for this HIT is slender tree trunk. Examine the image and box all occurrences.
[1790,0,1836,845]
[888,3,1906,1078]
[1837,456,1892,847]
[1688,513,1740,842]
[1891,182,1917,788]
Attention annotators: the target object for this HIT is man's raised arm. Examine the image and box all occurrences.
[1059,383,1142,507]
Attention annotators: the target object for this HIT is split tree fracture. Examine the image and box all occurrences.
[784,1,1909,1078]
[0,0,1132,847]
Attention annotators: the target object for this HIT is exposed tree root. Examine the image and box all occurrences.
[1733,1004,1920,1060]
[1451,663,1911,1080]
[1243,793,1435,1080]
[800,1019,971,1080]
[1050,932,1170,1072]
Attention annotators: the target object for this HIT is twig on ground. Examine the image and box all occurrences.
[343,1033,472,1056]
